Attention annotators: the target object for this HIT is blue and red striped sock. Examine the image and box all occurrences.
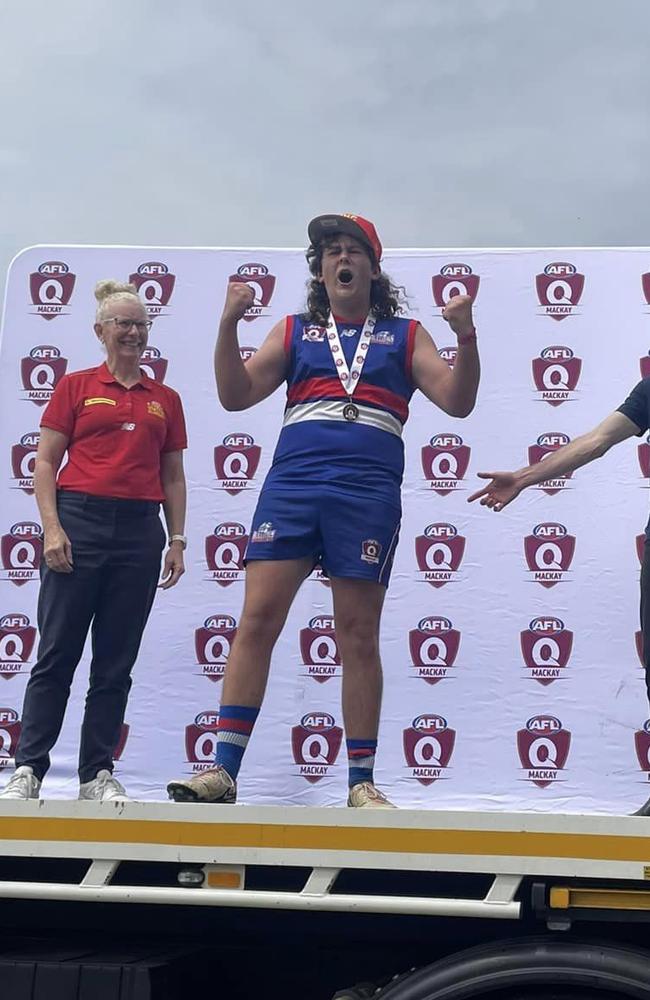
[347,738,377,789]
[215,705,259,781]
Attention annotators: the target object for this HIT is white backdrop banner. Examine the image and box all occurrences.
[1,244,650,813]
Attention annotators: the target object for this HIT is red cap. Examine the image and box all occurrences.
[308,213,382,264]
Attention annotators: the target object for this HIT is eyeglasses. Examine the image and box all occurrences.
[104,317,153,333]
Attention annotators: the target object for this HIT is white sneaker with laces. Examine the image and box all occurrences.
[0,765,41,800]
[347,781,396,809]
[79,769,130,802]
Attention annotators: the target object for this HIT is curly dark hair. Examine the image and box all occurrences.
[304,239,406,325]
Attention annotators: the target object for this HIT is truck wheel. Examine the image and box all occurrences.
[376,937,650,999]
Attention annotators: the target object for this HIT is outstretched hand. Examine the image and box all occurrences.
[467,471,522,511]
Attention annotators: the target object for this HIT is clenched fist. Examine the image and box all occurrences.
[442,294,475,340]
[222,282,255,323]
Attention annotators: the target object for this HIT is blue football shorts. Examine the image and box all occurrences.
[245,488,402,587]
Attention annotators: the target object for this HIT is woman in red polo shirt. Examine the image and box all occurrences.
[0,280,188,802]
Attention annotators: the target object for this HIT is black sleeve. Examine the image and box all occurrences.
[617,379,650,435]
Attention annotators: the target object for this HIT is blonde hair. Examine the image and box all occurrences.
[94,279,143,322]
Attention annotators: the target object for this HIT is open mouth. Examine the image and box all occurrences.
[337,269,354,285]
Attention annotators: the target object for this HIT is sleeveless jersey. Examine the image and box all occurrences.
[263,313,418,504]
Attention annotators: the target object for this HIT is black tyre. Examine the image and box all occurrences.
[376,937,650,999]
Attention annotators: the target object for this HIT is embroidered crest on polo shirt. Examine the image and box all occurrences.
[84,397,116,407]
[370,330,394,345]
[147,400,166,420]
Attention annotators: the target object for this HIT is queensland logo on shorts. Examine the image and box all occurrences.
[403,714,456,786]
[431,263,480,310]
[113,723,129,761]
[524,523,575,588]
[205,522,248,587]
[0,613,36,680]
[517,714,571,788]
[1,523,43,587]
[195,614,238,683]
[0,707,21,767]
[184,710,220,773]
[360,539,382,565]
[415,523,466,588]
[532,346,582,406]
[291,712,343,783]
[214,433,261,496]
[421,434,471,495]
[438,346,457,368]
[29,261,76,320]
[302,325,327,343]
[409,616,460,685]
[634,720,650,780]
[536,262,584,321]
[229,263,276,322]
[528,432,572,495]
[20,345,68,406]
[128,262,176,318]
[520,616,573,685]
[11,432,40,495]
[139,346,168,383]
[299,616,341,684]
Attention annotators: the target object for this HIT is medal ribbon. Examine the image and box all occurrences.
[325,312,376,397]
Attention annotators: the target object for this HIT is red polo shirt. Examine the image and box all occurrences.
[41,363,187,501]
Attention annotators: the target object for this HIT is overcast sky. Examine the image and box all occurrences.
[1,0,649,293]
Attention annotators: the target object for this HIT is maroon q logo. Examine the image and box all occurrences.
[536,262,584,320]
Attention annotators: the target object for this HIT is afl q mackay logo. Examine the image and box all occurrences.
[524,523,575,588]
[520,616,573,686]
[184,710,220,773]
[528,432,572,495]
[0,707,21,767]
[421,434,471,495]
[517,715,571,788]
[532,346,582,406]
[128,262,176,318]
[634,720,650,781]
[637,435,650,483]
[0,613,36,680]
[415,523,466,588]
[205,522,248,587]
[20,345,68,407]
[431,263,480,311]
[195,614,238,683]
[29,261,76,320]
[139,346,168,383]
[1,523,43,586]
[214,433,261,495]
[299,616,341,684]
[403,714,456,786]
[229,263,276,322]
[642,272,650,311]
[409,616,460,685]
[536,262,584,321]
[291,712,343,784]
[11,432,39,495]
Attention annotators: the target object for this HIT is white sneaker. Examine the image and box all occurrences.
[347,781,396,809]
[79,769,130,802]
[0,765,41,800]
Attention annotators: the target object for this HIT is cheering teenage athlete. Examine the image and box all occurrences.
[168,213,479,808]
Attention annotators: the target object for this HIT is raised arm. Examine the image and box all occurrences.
[468,411,641,511]
[214,283,288,411]
[411,295,480,418]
